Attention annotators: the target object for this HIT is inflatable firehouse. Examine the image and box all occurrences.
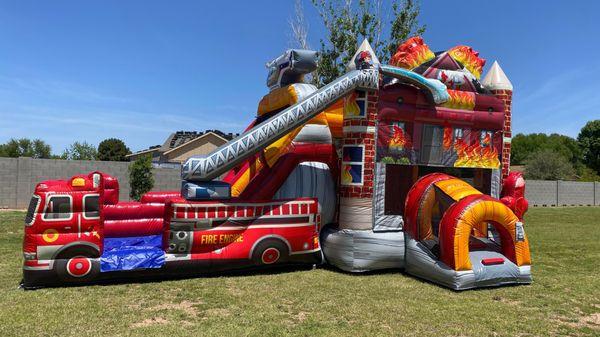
[21,37,532,290]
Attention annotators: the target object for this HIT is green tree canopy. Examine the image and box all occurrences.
[61,141,98,160]
[511,133,582,166]
[524,149,575,180]
[309,0,424,86]
[97,138,131,161]
[0,138,51,158]
[577,120,600,174]
[128,155,154,201]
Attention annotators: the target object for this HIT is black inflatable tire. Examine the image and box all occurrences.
[252,239,289,266]
[54,246,100,283]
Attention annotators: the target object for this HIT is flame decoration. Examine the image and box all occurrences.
[341,164,353,184]
[344,92,361,117]
[443,127,453,150]
[448,45,486,79]
[390,36,435,70]
[441,90,476,110]
[453,137,500,169]
[389,124,408,149]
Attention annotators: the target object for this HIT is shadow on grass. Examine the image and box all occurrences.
[21,263,319,290]
[21,258,533,293]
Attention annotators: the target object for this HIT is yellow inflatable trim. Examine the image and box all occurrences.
[230,157,265,197]
[434,178,482,201]
[257,85,300,116]
[453,199,531,271]
[434,178,486,237]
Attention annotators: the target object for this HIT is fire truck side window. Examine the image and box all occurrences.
[83,195,100,219]
[43,196,72,220]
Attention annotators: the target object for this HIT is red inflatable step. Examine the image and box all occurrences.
[481,257,505,266]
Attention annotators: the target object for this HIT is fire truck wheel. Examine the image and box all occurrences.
[252,239,289,266]
[54,247,100,283]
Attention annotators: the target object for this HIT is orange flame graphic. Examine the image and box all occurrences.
[441,90,476,110]
[389,125,408,149]
[443,127,453,150]
[453,138,500,169]
[390,36,435,69]
[344,92,361,117]
[341,164,353,184]
[448,45,486,79]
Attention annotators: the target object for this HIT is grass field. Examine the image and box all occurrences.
[0,207,599,337]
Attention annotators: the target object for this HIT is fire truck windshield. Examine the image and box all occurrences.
[25,195,40,225]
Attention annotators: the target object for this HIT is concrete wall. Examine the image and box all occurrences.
[526,180,599,207]
[1,157,598,209]
[0,157,181,209]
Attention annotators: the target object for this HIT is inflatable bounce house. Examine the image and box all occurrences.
[21,37,532,290]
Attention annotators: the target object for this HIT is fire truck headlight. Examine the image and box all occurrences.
[23,252,37,260]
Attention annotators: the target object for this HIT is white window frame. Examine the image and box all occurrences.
[42,194,73,222]
[82,194,101,220]
[341,144,365,186]
[345,91,369,119]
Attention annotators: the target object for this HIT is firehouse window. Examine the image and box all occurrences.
[341,145,364,186]
[345,90,368,119]
[43,196,72,220]
[420,124,444,165]
[83,195,100,219]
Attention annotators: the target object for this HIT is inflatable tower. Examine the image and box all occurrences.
[320,38,531,289]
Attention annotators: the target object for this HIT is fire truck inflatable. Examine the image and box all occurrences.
[21,37,533,290]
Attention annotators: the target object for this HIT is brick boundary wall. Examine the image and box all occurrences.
[0,157,181,209]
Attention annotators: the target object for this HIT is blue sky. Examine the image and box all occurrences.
[0,1,598,154]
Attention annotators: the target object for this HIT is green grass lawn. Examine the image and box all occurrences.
[0,208,599,337]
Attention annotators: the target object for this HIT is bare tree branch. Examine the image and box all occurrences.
[288,0,310,49]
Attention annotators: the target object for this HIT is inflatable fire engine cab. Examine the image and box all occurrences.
[21,37,532,290]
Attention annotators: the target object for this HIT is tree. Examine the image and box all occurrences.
[511,133,582,166]
[577,120,600,174]
[309,0,425,86]
[128,155,154,201]
[289,0,310,50]
[97,138,131,161]
[524,149,575,180]
[577,166,600,182]
[0,138,51,158]
[61,141,98,160]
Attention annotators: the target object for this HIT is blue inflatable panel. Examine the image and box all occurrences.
[100,235,165,272]
[181,181,231,200]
